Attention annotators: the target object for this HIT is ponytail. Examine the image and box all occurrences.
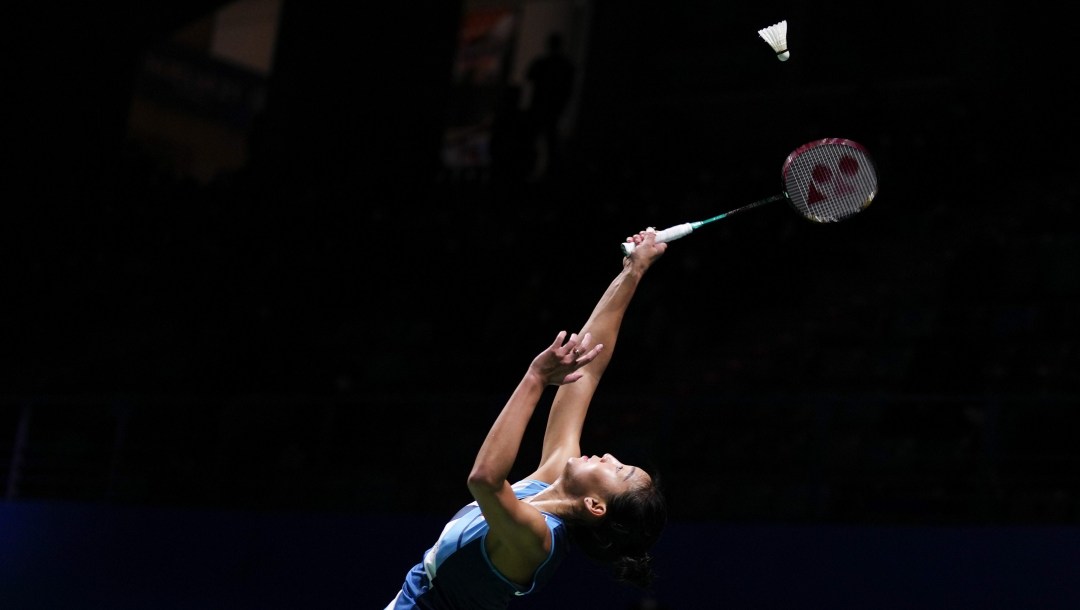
[567,475,668,589]
[613,552,657,589]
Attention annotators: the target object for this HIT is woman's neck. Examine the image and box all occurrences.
[525,480,576,516]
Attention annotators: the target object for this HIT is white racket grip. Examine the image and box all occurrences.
[620,223,694,256]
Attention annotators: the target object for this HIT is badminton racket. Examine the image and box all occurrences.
[621,137,879,255]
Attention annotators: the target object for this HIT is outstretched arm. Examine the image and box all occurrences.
[525,229,667,484]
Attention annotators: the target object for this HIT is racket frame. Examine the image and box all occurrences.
[620,138,877,256]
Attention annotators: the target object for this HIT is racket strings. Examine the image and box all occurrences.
[785,144,878,223]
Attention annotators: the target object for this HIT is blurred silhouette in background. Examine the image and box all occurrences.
[525,32,575,181]
[489,84,536,189]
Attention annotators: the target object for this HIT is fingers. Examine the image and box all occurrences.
[571,331,591,353]
[565,332,580,355]
[559,343,605,384]
[558,331,590,352]
[626,228,657,245]
[536,331,605,386]
[623,228,667,260]
[577,342,604,363]
[549,330,583,360]
[547,331,569,357]
[555,331,602,363]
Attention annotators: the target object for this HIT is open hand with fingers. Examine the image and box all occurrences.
[529,331,603,386]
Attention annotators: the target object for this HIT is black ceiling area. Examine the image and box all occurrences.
[5,0,1077,527]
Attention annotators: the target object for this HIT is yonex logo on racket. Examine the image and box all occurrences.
[807,154,862,205]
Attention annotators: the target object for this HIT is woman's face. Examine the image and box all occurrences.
[563,453,649,498]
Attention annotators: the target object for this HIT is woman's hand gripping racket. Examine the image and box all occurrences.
[621,138,879,255]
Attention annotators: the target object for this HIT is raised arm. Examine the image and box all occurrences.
[466,331,602,578]
[467,331,600,493]
[525,230,667,484]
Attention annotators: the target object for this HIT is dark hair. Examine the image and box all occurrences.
[566,473,668,589]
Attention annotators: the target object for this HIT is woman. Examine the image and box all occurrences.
[386,229,669,609]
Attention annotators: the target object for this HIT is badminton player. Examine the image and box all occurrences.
[385,230,669,609]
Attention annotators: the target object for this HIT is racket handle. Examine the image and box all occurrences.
[620,223,694,256]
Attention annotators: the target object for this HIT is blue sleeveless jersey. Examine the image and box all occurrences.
[385,479,569,610]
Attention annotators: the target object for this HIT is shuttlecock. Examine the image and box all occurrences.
[757,20,789,61]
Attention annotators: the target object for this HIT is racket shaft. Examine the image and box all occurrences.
[620,223,693,255]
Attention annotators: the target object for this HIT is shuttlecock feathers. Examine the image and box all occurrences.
[757,20,789,61]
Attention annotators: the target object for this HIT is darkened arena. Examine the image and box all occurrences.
[5,1,1078,608]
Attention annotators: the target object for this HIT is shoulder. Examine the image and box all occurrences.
[511,479,550,499]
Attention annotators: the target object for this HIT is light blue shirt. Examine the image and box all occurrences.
[385,479,569,609]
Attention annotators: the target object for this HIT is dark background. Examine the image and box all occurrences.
[4,0,1079,607]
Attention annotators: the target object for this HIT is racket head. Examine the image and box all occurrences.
[781,138,878,223]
